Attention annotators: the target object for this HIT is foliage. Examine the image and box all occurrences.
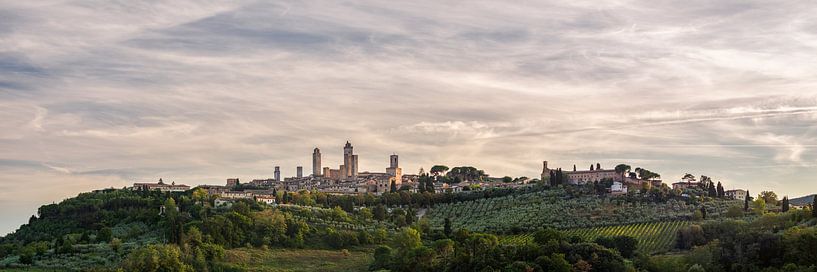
[121,244,192,272]
[503,221,689,254]
[425,187,735,233]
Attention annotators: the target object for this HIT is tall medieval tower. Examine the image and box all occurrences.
[312,148,322,177]
[343,141,357,178]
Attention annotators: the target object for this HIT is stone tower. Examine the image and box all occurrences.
[390,154,398,169]
[343,141,353,178]
[312,148,322,177]
[387,154,402,185]
[351,155,359,179]
[274,166,281,181]
[296,166,303,178]
[540,161,549,181]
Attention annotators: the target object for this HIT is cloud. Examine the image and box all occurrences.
[2,0,817,235]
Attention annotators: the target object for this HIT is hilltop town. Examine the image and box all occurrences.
[131,141,750,208]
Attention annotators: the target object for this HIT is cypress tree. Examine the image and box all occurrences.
[812,195,817,218]
[716,182,724,198]
[744,190,750,212]
[390,180,397,193]
[782,196,789,213]
[444,217,452,237]
[708,184,717,198]
[700,206,707,220]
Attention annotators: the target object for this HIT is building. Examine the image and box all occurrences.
[226,178,240,187]
[296,166,303,178]
[323,167,330,178]
[197,185,229,195]
[132,178,190,192]
[351,155,359,179]
[274,166,281,181]
[342,141,359,179]
[255,195,276,205]
[566,169,621,184]
[540,160,623,185]
[386,154,402,185]
[672,181,700,190]
[221,191,253,199]
[610,181,628,195]
[312,148,322,177]
[725,189,747,201]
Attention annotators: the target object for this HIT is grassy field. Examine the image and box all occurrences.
[222,248,373,272]
[500,221,690,254]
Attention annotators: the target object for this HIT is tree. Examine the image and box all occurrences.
[782,196,790,212]
[164,198,181,244]
[753,198,767,215]
[430,165,449,177]
[726,205,743,218]
[614,164,631,176]
[682,173,696,182]
[373,204,386,221]
[759,191,779,206]
[707,184,717,198]
[444,218,452,237]
[502,176,513,183]
[122,244,192,272]
[813,196,817,218]
[370,245,393,271]
[716,182,724,198]
[536,254,571,272]
[700,206,707,220]
[97,227,113,243]
[745,190,751,212]
[393,228,422,251]
[390,180,397,193]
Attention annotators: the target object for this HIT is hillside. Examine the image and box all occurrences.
[424,187,739,233]
[790,194,815,206]
[2,184,812,272]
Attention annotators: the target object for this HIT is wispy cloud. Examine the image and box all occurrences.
[1,0,817,235]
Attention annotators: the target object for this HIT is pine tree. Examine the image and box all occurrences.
[782,196,790,212]
[596,163,601,170]
[590,164,594,171]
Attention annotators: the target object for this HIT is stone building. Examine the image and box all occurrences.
[132,178,190,192]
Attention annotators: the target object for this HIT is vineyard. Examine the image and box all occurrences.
[278,204,394,231]
[500,221,690,254]
[425,188,736,233]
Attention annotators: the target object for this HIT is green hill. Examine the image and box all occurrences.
[424,187,738,233]
[789,194,815,206]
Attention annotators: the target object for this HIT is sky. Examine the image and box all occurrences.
[2,0,817,235]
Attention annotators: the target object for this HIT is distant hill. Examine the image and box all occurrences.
[789,194,815,206]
